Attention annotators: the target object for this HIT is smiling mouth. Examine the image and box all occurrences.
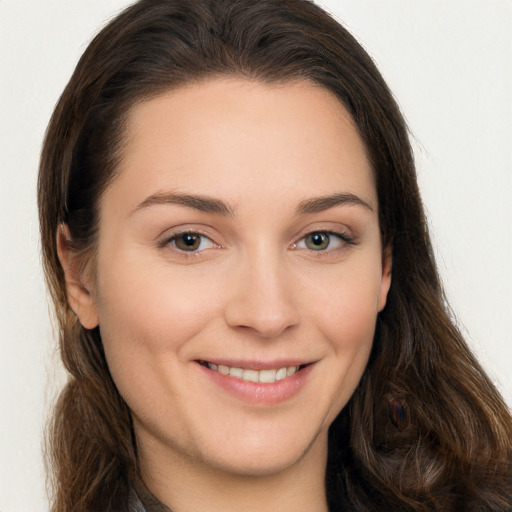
[197,361,310,384]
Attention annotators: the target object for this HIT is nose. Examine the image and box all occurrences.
[224,247,300,338]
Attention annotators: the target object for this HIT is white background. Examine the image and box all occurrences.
[1,1,511,510]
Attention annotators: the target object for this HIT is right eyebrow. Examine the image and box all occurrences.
[295,192,374,215]
[133,191,236,217]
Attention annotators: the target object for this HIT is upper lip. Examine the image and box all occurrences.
[195,358,315,370]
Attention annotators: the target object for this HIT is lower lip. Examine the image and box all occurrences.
[197,363,314,406]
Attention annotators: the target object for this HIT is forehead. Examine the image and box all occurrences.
[105,77,376,215]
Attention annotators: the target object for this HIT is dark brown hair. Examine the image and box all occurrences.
[38,1,512,510]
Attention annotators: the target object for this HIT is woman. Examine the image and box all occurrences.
[38,0,512,511]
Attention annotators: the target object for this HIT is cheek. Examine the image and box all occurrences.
[319,306,377,427]
[93,259,215,427]
[322,283,378,377]
[92,256,220,417]
[95,254,217,352]
[302,257,382,418]
[303,252,383,344]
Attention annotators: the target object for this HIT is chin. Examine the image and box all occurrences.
[196,422,328,478]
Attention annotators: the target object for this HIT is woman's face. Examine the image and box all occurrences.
[75,78,391,477]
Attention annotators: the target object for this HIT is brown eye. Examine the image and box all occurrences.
[304,232,330,251]
[172,233,209,252]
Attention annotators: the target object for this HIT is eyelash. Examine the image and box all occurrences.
[292,230,355,255]
[159,230,220,256]
[159,229,355,258]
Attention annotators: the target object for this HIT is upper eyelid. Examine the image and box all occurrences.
[159,232,220,258]
[294,227,355,244]
[159,227,217,244]
[169,232,213,242]
[299,230,352,243]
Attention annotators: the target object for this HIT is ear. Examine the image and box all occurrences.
[56,224,99,329]
[377,245,392,312]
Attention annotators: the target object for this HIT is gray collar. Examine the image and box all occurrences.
[128,477,172,512]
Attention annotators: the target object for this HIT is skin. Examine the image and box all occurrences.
[59,78,391,512]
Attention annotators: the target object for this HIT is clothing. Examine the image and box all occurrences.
[127,477,172,512]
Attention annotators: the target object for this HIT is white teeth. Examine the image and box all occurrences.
[242,369,259,382]
[276,367,287,381]
[259,369,276,383]
[218,364,229,375]
[229,367,243,378]
[206,362,300,383]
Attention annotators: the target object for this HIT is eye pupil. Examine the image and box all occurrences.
[176,233,201,251]
[183,234,197,246]
[306,232,329,250]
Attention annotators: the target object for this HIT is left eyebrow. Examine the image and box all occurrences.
[133,191,235,217]
[295,193,374,215]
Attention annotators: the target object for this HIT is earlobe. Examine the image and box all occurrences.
[56,224,99,329]
[377,246,392,312]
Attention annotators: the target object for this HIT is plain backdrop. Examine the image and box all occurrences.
[1,1,511,510]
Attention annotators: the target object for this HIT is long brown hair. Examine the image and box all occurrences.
[38,1,512,510]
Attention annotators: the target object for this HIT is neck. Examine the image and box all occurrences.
[137,429,330,512]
